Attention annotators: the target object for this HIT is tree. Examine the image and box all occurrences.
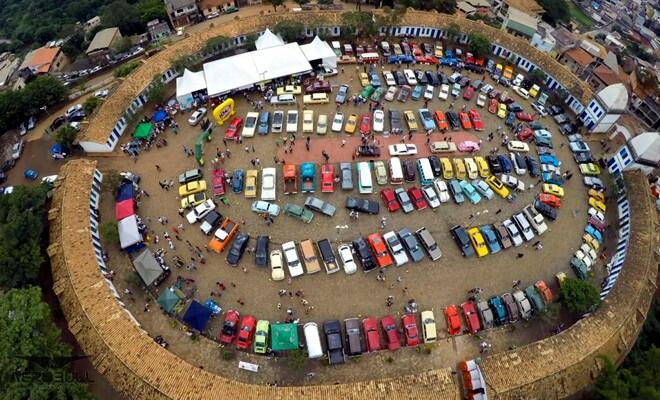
[100,221,119,246]
[341,11,379,38]
[593,350,660,399]
[100,1,143,36]
[468,32,490,57]
[170,54,195,72]
[61,32,86,60]
[113,61,139,77]
[203,35,231,54]
[400,0,456,14]
[559,278,601,315]
[243,34,259,51]
[273,20,305,42]
[287,349,307,370]
[21,76,68,116]
[111,36,132,54]
[268,0,285,11]
[54,126,78,149]
[538,0,569,25]
[0,287,96,399]
[147,79,165,103]
[318,0,334,4]
[529,69,547,85]
[446,23,460,42]
[135,0,167,24]
[83,96,99,115]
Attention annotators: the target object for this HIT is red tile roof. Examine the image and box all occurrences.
[22,47,61,73]
[563,47,594,67]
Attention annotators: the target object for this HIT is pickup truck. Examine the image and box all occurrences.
[300,162,315,193]
[317,239,340,274]
[283,164,298,195]
[323,320,345,365]
[200,211,222,235]
[208,219,238,253]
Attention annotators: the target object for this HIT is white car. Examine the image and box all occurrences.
[94,89,109,98]
[373,110,384,132]
[251,200,280,216]
[423,85,434,100]
[272,111,284,133]
[588,207,605,222]
[503,218,524,247]
[523,204,548,235]
[383,231,409,267]
[338,244,357,274]
[480,84,493,94]
[433,179,450,203]
[531,102,547,116]
[476,93,487,107]
[510,153,527,175]
[579,242,597,261]
[260,167,276,201]
[500,174,526,191]
[282,241,304,277]
[438,84,449,100]
[286,110,298,133]
[383,70,396,86]
[507,140,530,152]
[464,158,478,179]
[384,86,397,102]
[512,74,524,87]
[270,250,285,281]
[513,86,529,99]
[541,164,560,174]
[187,107,207,126]
[65,104,82,118]
[242,112,259,137]
[331,112,344,132]
[302,110,314,133]
[403,69,417,86]
[574,248,594,269]
[10,140,24,160]
[316,114,328,135]
[388,144,418,156]
[421,186,441,209]
[185,199,216,224]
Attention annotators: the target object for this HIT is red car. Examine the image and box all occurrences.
[468,110,484,131]
[537,193,562,208]
[321,164,334,193]
[224,117,243,139]
[304,80,331,94]
[411,44,422,56]
[424,56,438,65]
[363,317,381,352]
[458,112,472,130]
[475,57,484,66]
[465,52,475,64]
[367,232,393,268]
[588,216,606,232]
[444,305,462,335]
[415,55,427,64]
[515,112,534,122]
[460,301,481,334]
[380,188,400,212]
[488,98,498,114]
[516,127,533,141]
[217,309,240,344]
[359,114,371,135]
[407,187,427,210]
[463,86,474,100]
[401,314,420,346]
[235,315,256,350]
[380,315,401,351]
[433,111,448,131]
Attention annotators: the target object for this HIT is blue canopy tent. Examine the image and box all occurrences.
[152,110,167,123]
[182,300,212,332]
[115,183,134,201]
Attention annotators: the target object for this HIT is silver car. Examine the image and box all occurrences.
[383,231,409,266]
[503,218,523,247]
[512,290,533,320]
[340,163,353,190]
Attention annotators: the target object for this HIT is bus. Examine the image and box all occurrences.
[359,52,380,64]
[389,157,403,184]
[416,158,434,185]
[356,162,373,194]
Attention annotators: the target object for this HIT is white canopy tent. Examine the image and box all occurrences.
[133,249,166,286]
[300,36,337,68]
[118,215,143,250]
[255,28,285,50]
[176,69,208,108]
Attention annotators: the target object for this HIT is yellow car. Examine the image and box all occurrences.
[452,158,466,180]
[359,72,370,87]
[588,197,606,212]
[345,114,358,134]
[467,227,489,257]
[474,156,490,177]
[588,189,605,203]
[440,158,453,179]
[497,103,507,118]
[276,85,301,95]
[464,157,478,179]
[404,111,418,130]
[543,183,564,197]
[582,233,600,251]
[579,163,601,176]
[244,169,258,198]
[178,180,207,196]
[180,192,207,208]
[485,175,510,198]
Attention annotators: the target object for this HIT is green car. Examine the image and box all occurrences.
[283,203,314,224]
[359,84,375,100]
[370,87,384,102]
[254,320,270,354]
[570,256,588,280]
[524,285,545,313]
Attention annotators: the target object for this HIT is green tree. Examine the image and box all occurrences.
[135,0,167,24]
[111,36,132,54]
[21,76,68,116]
[170,54,195,72]
[318,0,334,4]
[100,1,143,36]
[273,20,305,42]
[341,11,379,38]
[559,278,601,315]
[203,35,231,53]
[287,349,307,370]
[468,32,490,57]
[400,0,456,14]
[268,0,285,11]
[61,31,86,60]
[114,61,139,77]
[538,0,569,25]
[243,33,259,51]
[446,23,460,42]
[147,79,165,103]
[529,68,546,85]
[83,96,99,115]
[0,287,96,399]
[593,350,660,399]
[54,125,78,149]
[100,221,119,246]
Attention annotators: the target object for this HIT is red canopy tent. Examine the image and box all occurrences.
[115,199,135,221]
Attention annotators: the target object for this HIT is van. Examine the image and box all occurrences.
[303,322,323,359]
[317,239,340,274]
[416,158,434,185]
[389,157,403,184]
[270,94,296,105]
[344,318,363,355]
[453,158,466,180]
[299,239,321,274]
[440,158,453,179]
[415,227,442,261]
[359,52,380,64]
[303,92,329,104]
[356,162,373,194]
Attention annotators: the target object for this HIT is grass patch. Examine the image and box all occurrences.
[566,1,593,30]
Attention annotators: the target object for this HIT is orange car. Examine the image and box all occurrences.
[537,193,562,208]
[458,112,472,130]
[367,232,393,268]
[433,110,448,131]
[443,305,461,335]
[534,280,554,304]
[208,219,239,253]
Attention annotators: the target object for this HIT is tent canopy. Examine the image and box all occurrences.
[115,198,135,221]
[151,110,167,123]
[118,215,142,250]
[176,69,207,98]
[300,36,337,68]
[255,29,284,50]
[270,323,299,351]
[115,182,134,201]
[182,300,212,332]
[132,249,165,286]
[157,287,182,313]
[133,122,152,139]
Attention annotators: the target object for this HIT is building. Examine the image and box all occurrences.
[85,16,101,32]
[579,83,629,133]
[502,7,539,39]
[550,27,578,58]
[588,64,626,92]
[86,27,123,61]
[0,52,20,87]
[492,0,544,21]
[529,22,556,53]
[197,0,236,17]
[629,89,660,130]
[607,131,660,176]
[165,0,201,28]
[19,46,68,75]
[559,47,595,77]
[147,19,171,42]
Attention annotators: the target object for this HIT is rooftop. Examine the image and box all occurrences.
[563,47,595,67]
[592,64,626,86]
[503,0,544,15]
[551,27,577,47]
[87,27,121,54]
[596,83,629,112]
[506,7,539,35]
[19,46,61,73]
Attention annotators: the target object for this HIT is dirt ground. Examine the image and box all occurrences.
[91,64,611,385]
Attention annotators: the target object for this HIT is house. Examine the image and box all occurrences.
[19,46,69,75]
[165,0,201,28]
[559,47,595,77]
[529,22,556,53]
[85,16,101,32]
[588,64,627,92]
[0,52,20,87]
[502,7,539,39]
[147,19,171,41]
[86,27,123,61]
[579,83,629,133]
[550,27,578,58]
[197,0,236,17]
[607,131,660,176]
[629,69,660,130]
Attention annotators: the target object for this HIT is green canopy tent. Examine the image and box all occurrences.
[157,287,183,314]
[133,123,153,139]
[270,323,299,352]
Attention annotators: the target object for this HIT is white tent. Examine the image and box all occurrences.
[118,215,143,250]
[300,36,337,68]
[253,43,313,81]
[255,29,285,50]
[176,69,208,108]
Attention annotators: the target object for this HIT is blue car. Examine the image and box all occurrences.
[411,85,423,101]
[584,225,603,243]
[231,169,245,193]
[24,169,39,180]
[417,108,436,131]
[505,111,515,126]
[534,136,553,148]
[479,225,501,254]
[542,172,564,186]
[257,112,269,135]
[488,296,507,325]
[498,154,512,173]
[335,84,349,104]
[539,154,561,167]
[459,180,481,204]
[388,55,400,64]
[369,73,381,88]
[448,179,465,204]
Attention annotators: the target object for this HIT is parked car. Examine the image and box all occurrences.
[461,301,481,334]
[444,305,462,335]
[218,310,240,344]
[304,196,336,217]
[338,243,358,274]
[283,203,314,223]
[345,197,380,214]
[188,107,207,126]
[450,225,474,257]
[380,315,402,350]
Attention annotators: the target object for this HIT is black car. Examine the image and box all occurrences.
[255,235,268,267]
[446,111,460,130]
[415,70,428,85]
[428,156,442,177]
[49,116,66,131]
[512,153,526,172]
[573,151,593,163]
[437,72,448,84]
[525,156,540,177]
[449,225,475,257]
[345,197,380,214]
[458,76,470,87]
[389,109,403,133]
[426,70,439,86]
[559,123,575,135]
[487,155,503,174]
[356,145,380,157]
[352,237,377,272]
[534,199,558,221]
[0,159,16,173]
[536,146,555,156]
[226,232,249,266]
[507,103,523,112]
[403,159,416,181]
[421,42,433,55]
[323,320,345,365]
[67,111,86,122]
[548,105,564,116]
[394,71,406,85]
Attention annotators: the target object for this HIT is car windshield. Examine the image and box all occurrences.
[273,113,282,123]
[287,114,296,123]
[245,117,256,127]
